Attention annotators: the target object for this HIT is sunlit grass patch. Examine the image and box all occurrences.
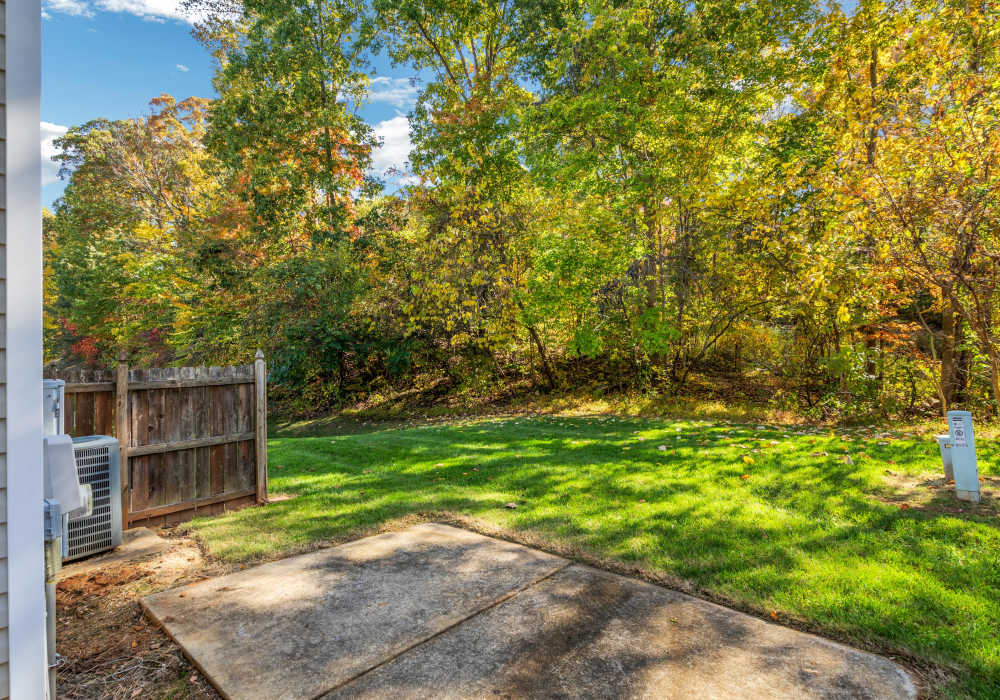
[189,416,999,698]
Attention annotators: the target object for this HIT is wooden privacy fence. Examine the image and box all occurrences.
[44,352,268,528]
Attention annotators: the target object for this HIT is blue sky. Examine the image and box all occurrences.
[41,0,417,208]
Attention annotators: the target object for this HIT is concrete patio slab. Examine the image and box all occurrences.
[328,563,916,700]
[141,523,568,700]
[144,524,916,700]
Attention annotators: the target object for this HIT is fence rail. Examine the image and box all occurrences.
[45,353,268,528]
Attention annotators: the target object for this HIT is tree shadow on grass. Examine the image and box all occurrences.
[194,417,1000,693]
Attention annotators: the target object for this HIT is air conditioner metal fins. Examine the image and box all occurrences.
[64,436,123,562]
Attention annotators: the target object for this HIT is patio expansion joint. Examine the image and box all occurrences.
[309,559,574,700]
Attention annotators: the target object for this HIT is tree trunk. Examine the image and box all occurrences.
[863,45,879,380]
[668,205,694,379]
[643,202,660,311]
[514,296,557,391]
[916,305,948,417]
[956,298,1000,416]
[988,349,1000,418]
[955,335,972,403]
[670,351,683,384]
[526,323,557,391]
[940,290,957,408]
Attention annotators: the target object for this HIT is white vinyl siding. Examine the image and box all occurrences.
[6,0,45,690]
[0,0,9,693]
[4,1,44,695]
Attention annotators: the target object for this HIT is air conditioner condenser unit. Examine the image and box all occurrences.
[64,435,123,562]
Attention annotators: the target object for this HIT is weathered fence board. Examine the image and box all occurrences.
[44,355,268,528]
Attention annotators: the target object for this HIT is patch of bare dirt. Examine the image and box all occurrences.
[56,532,226,699]
[876,471,1000,518]
[265,492,297,503]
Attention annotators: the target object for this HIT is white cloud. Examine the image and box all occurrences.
[177,63,190,72]
[41,122,69,187]
[96,0,190,21]
[43,0,94,17]
[371,115,414,181]
[368,77,420,109]
[43,0,208,23]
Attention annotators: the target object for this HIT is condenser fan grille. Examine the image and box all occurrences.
[65,437,122,561]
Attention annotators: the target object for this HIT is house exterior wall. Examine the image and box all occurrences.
[0,2,7,691]
[4,1,46,697]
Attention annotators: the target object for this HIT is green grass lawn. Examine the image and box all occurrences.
[188,416,1000,697]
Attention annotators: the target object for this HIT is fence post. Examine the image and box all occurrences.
[254,350,268,503]
[116,352,130,529]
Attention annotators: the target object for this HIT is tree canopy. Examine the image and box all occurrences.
[45,0,1000,419]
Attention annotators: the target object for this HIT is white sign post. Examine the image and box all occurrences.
[947,410,980,503]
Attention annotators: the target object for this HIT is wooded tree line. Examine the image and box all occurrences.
[44,0,1000,419]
